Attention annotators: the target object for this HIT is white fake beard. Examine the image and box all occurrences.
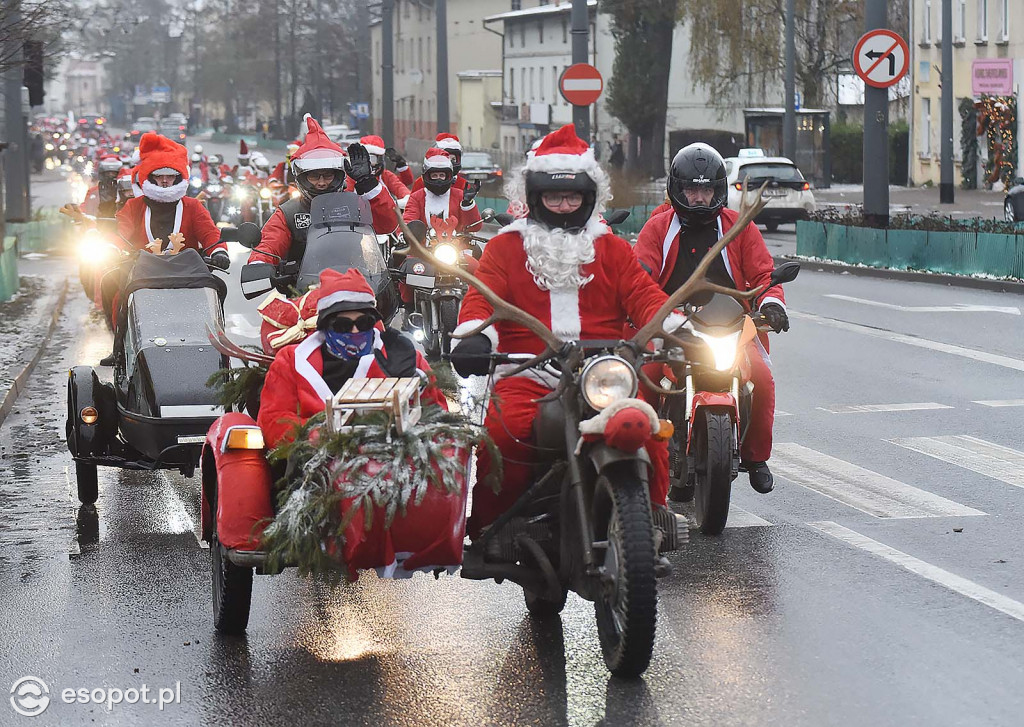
[521,220,597,291]
[142,178,189,203]
[424,189,449,219]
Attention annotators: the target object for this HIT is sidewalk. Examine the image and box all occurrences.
[814,185,1006,220]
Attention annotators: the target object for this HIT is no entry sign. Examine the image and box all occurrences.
[559,63,604,106]
[853,29,910,89]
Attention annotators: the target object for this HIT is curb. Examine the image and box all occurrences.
[776,255,1024,295]
[0,276,70,428]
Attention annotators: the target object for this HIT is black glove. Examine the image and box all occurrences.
[347,143,376,194]
[462,179,482,205]
[209,250,231,271]
[759,303,789,333]
[385,147,406,168]
[449,333,493,377]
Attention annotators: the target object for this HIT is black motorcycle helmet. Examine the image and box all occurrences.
[525,170,598,232]
[291,149,347,202]
[667,143,728,229]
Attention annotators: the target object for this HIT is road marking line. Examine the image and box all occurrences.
[889,436,1024,490]
[817,402,953,414]
[727,505,773,528]
[775,409,792,417]
[772,443,984,518]
[159,472,200,540]
[810,521,1024,623]
[824,294,1021,315]
[973,399,1024,408]
[790,311,1024,372]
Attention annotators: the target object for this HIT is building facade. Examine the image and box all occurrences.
[910,0,1024,186]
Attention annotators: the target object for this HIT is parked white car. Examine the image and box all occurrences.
[723,150,816,231]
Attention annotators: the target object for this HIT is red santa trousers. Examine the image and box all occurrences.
[741,341,775,463]
[469,376,669,539]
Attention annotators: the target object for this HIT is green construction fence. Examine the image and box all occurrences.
[796,220,1024,280]
[0,236,18,302]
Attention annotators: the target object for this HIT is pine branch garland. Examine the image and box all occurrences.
[258,404,500,579]
[207,361,269,410]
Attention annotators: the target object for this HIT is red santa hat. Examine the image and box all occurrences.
[97,154,123,173]
[423,147,453,170]
[238,139,250,159]
[292,114,347,173]
[136,132,189,182]
[434,133,462,153]
[315,268,377,323]
[525,124,599,176]
[359,135,386,156]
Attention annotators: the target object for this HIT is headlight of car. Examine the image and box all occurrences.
[581,355,638,411]
[692,329,742,371]
[433,242,458,266]
[259,187,272,200]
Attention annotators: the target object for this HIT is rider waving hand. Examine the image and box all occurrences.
[403,148,482,233]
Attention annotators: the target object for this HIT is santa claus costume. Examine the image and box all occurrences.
[115,132,223,253]
[634,205,785,465]
[410,132,469,193]
[258,268,446,448]
[403,148,482,233]
[452,124,674,538]
[249,115,398,265]
[344,135,411,204]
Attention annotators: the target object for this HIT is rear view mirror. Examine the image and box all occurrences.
[481,207,495,221]
[406,219,428,243]
[235,222,261,248]
[605,208,630,225]
[769,261,800,287]
[240,263,274,300]
[493,212,514,226]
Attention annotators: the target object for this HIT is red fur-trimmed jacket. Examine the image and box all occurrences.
[257,328,447,448]
[403,186,482,233]
[634,207,786,351]
[116,195,224,253]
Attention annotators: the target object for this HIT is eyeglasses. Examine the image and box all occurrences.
[327,313,377,333]
[305,171,336,183]
[541,191,584,205]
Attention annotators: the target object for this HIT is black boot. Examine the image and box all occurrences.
[743,460,774,494]
[99,353,116,367]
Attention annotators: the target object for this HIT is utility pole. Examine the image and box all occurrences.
[940,0,954,203]
[3,0,30,222]
[571,0,589,142]
[382,0,394,143]
[436,0,449,134]
[862,0,888,227]
[783,0,796,160]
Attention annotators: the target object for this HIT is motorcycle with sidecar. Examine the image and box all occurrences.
[65,224,260,505]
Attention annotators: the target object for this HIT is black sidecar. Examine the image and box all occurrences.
[67,249,229,504]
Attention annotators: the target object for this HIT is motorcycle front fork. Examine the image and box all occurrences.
[682,372,743,478]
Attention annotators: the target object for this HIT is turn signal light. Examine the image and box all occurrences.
[801,181,810,191]
[734,182,743,190]
[654,419,674,441]
[80,406,99,425]
[225,427,265,450]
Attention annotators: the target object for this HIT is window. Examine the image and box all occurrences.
[562,17,568,43]
[538,20,544,44]
[920,98,932,156]
[510,67,515,102]
[978,0,989,40]
[418,38,423,70]
[956,0,966,41]
[521,68,526,101]
[402,0,409,19]
[520,22,525,47]
[922,0,931,42]
[418,99,423,127]
[427,37,431,72]
[529,67,534,101]
[540,66,545,100]
[397,36,404,69]
[512,0,521,9]
[509,28,514,48]
[553,66,558,103]
[1000,0,1009,39]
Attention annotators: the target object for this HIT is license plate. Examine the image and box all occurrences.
[406,273,435,288]
[467,173,489,180]
[764,188,789,197]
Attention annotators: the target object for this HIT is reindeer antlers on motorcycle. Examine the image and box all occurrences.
[629,179,770,354]
[206,321,275,366]
[393,206,564,353]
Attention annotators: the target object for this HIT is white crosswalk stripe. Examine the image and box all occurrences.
[818,403,952,414]
[972,399,1024,408]
[771,443,984,518]
[726,505,773,528]
[889,436,1024,490]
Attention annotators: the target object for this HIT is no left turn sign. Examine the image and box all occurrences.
[853,29,910,89]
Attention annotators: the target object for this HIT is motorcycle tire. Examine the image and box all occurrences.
[439,298,460,355]
[76,461,98,505]
[210,484,253,634]
[693,408,734,535]
[592,463,657,678]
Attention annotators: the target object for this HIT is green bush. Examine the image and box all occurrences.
[811,206,1024,233]
[829,120,909,185]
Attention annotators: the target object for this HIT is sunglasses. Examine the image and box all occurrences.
[326,313,377,333]
[306,171,337,183]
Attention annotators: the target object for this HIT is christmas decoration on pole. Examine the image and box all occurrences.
[974,94,1017,190]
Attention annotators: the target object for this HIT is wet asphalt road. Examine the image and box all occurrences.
[2,247,1024,726]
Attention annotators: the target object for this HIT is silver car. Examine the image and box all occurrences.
[724,152,816,232]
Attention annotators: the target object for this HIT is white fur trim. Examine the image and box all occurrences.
[141,179,189,203]
[143,200,184,247]
[303,112,313,122]
[294,332,333,401]
[460,199,477,211]
[361,181,384,200]
[661,214,681,276]
[664,310,686,333]
[363,144,385,155]
[353,329,385,377]
[548,288,580,341]
[451,320,498,350]
[424,155,453,170]
[317,290,376,312]
[424,189,450,219]
[152,166,181,176]
[526,149,598,176]
[435,138,462,152]
[760,296,786,312]
[396,165,409,173]
[578,398,660,436]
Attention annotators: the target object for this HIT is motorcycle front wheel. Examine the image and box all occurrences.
[438,297,460,355]
[693,408,735,535]
[591,464,657,678]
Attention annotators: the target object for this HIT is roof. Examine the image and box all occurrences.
[724,156,797,166]
[484,0,596,23]
[743,107,830,115]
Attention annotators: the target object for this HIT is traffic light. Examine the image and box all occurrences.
[23,40,44,107]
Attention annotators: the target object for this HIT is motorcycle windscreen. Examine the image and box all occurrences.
[297,229,399,321]
[309,191,374,231]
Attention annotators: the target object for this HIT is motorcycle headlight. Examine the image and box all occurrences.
[206,184,222,195]
[290,189,300,199]
[233,188,248,201]
[581,355,638,411]
[79,229,109,262]
[58,144,67,151]
[433,242,458,266]
[45,143,54,151]
[259,187,272,200]
[692,329,742,371]
[190,177,203,188]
